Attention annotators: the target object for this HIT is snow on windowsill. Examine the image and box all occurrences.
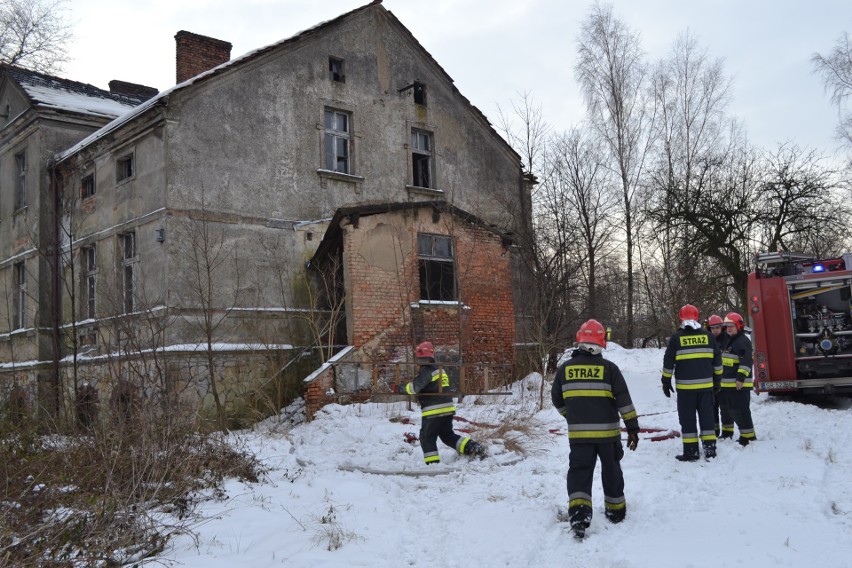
[411,300,470,309]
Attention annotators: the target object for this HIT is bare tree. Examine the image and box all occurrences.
[550,127,617,319]
[173,196,242,432]
[575,1,655,346]
[812,31,852,153]
[496,91,550,178]
[643,31,735,321]
[0,0,71,73]
[757,143,849,255]
[496,94,581,375]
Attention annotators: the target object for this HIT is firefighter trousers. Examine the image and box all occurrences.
[676,389,716,453]
[566,442,626,526]
[717,389,756,441]
[419,415,470,464]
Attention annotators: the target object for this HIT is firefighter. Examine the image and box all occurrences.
[551,319,640,540]
[396,341,486,464]
[706,314,729,437]
[661,304,723,461]
[718,312,757,445]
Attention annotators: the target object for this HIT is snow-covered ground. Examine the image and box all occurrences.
[158,345,852,567]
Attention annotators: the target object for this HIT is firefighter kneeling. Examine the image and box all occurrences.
[552,319,640,540]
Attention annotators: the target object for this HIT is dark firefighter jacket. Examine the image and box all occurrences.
[721,331,754,390]
[401,363,455,418]
[662,327,723,391]
[551,350,639,444]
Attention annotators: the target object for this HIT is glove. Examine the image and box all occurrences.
[714,381,721,394]
[627,431,639,451]
[661,377,674,398]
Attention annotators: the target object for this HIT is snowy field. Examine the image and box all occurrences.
[158,345,852,567]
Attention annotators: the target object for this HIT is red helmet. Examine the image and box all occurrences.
[707,314,724,327]
[415,341,435,359]
[679,304,700,321]
[724,312,745,332]
[576,319,606,348]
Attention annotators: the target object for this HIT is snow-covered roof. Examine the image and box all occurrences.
[3,65,147,119]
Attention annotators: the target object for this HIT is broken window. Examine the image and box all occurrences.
[120,232,137,313]
[413,81,427,105]
[116,153,134,182]
[14,151,25,209]
[411,129,433,188]
[418,233,456,301]
[329,57,345,82]
[81,174,95,199]
[13,261,25,329]
[324,109,351,173]
[83,245,97,319]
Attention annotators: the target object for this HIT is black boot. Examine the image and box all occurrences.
[569,510,591,540]
[605,508,625,524]
[465,440,487,459]
[676,446,700,462]
[703,442,717,459]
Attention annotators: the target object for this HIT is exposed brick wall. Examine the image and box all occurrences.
[345,208,516,370]
[303,207,518,417]
[175,31,232,84]
[304,366,335,420]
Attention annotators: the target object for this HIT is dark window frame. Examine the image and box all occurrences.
[14,151,26,210]
[329,57,345,82]
[413,81,427,105]
[116,153,134,183]
[120,232,137,314]
[418,233,456,302]
[13,261,25,329]
[81,173,96,199]
[83,245,97,319]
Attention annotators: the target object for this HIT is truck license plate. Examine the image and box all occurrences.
[759,381,798,389]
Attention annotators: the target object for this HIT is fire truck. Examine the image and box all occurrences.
[748,251,852,395]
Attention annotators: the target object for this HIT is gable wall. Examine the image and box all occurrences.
[163,7,524,231]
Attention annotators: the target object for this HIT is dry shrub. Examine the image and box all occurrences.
[461,407,552,456]
[0,401,264,567]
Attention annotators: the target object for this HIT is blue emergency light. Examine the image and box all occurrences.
[812,264,825,272]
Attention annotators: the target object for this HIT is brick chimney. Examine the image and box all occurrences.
[175,31,232,84]
[108,80,159,101]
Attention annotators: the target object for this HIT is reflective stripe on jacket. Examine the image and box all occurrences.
[551,350,639,444]
[721,332,754,389]
[661,327,723,390]
[402,364,455,418]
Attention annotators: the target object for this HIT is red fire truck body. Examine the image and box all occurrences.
[748,251,852,394]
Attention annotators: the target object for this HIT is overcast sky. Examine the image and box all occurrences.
[64,0,849,158]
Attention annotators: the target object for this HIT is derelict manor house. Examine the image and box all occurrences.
[0,1,534,423]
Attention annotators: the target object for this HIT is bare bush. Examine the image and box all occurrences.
[0,401,264,566]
